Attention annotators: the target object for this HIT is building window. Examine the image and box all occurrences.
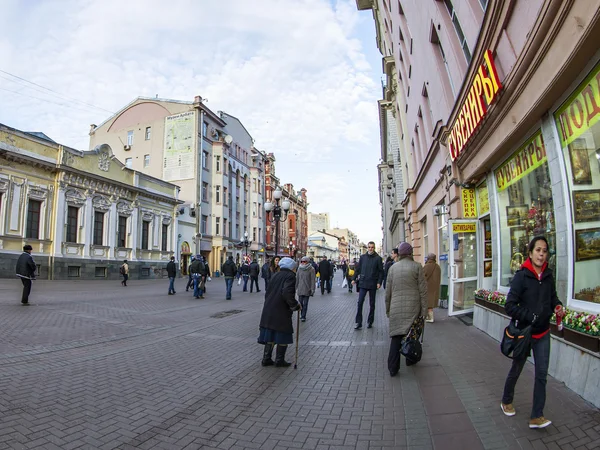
[202,121,208,137]
[216,156,221,172]
[127,130,134,146]
[215,217,220,235]
[66,206,78,243]
[253,202,257,217]
[202,151,208,169]
[443,0,471,63]
[68,266,80,278]
[258,228,262,242]
[554,62,600,306]
[494,130,554,288]
[95,267,107,278]
[422,218,428,256]
[253,227,257,241]
[201,215,208,234]
[235,224,239,239]
[143,154,150,168]
[224,187,228,206]
[141,221,150,250]
[145,127,151,140]
[479,0,488,9]
[437,40,456,97]
[26,199,41,239]
[224,218,228,237]
[216,186,220,203]
[161,224,168,251]
[118,216,127,247]
[93,211,104,245]
[125,158,132,169]
[202,182,208,202]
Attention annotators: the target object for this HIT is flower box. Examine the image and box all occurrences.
[549,322,563,338]
[562,327,600,352]
[474,296,505,314]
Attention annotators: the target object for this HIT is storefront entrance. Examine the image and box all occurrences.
[448,220,479,316]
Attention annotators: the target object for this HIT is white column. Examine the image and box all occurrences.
[83,196,93,257]
[53,188,66,256]
[130,206,139,260]
[153,214,160,249]
[108,200,117,259]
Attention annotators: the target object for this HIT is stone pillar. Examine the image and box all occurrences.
[83,194,93,257]
[53,187,66,256]
[130,204,139,260]
[108,198,117,259]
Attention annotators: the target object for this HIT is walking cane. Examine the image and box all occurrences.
[294,310,300,369]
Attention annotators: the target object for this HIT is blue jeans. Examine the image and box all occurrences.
[168,277,175,294]
[355,288,377,326]
[299,295,310,320]
[242,275,249,291]
[502,332,550,418]
[193,276,204,298]
[225,277,233,299]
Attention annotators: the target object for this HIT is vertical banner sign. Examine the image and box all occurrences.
[477,184,489,215]
[462,188,477,218]
[163,111,195,182]
[448,50,503,160]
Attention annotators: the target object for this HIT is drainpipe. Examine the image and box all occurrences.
[193,96,205,256]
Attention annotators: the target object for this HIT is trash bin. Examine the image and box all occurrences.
[214,270,220,278]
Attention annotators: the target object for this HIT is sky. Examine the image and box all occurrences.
[0,0,384,244]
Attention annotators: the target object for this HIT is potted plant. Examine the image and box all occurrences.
[562,310,600,352]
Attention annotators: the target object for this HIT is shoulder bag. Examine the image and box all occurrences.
[401,316,425,366]
[500,320,532,359]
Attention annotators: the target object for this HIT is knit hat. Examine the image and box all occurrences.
[398,242,413,256]
[300,256,310,263]
[426,253,437,262]
[278,257,297,270]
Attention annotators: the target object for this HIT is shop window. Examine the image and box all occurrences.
[554,61,600,305]
[494,130,555,288]
[26,199,41,239]
[142,221,150,250]
[93,211,104,245]
[161,224,169,251]
[66,206,78,243]
[118,216,127,247]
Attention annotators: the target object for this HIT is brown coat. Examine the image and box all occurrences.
[423,259,441,309]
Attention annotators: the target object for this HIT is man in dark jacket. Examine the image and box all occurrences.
[258,257,301,367]
[166,256,177,295]
[249,259,261,293]
[353,241,384,329]
[261,259,271,291]
[318,256,332,294]
[16,244,36,305]
[240,260,251,292]
[189,255,206,299]
[221,255,237,300]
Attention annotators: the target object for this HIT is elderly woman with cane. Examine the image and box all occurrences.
[258,257,301,367]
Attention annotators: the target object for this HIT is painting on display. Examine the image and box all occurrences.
[575,228,600,262]
[573,190,600,223]
[506,205,529,227]
[484,261,492,278]
[484,242,492,259]
[568,139,593,185]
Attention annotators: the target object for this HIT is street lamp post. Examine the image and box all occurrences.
[264,187,290,258]
[288,240,295,258]
[243,230,252,261]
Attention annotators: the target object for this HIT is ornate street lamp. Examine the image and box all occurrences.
[288,240,296,258]
[264,187,290,258]
[243,230,252,260]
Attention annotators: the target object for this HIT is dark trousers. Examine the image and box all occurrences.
[168,277,175,294]
[320,277,331,294]
[250,276,260,292]
[299,295,310,319]
[186,274,193,290]
[355,288,376,326]
[388,334,406,375]
[263,279,269,291]
[21,278,32,304]
[502,332,550,419]
[242,275,249,291]
[225,278,233,299]
[122,274,128,286]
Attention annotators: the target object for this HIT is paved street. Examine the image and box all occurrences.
[1,273,599,450]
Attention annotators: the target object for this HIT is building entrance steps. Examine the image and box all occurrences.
[0,274,598,449]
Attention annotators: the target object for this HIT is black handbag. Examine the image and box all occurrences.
[401,316,425,366]
[500,320,532,359]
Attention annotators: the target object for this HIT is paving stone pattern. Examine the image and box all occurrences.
[0,274,599,449]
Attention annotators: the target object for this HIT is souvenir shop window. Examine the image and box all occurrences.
[494,130,555,288]
[555,60,600,306]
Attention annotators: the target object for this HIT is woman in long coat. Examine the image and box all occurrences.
[385,242,427,376]
[423,253,441,323]
[258,257,301,367]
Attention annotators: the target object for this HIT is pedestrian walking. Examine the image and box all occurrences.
[346,260,356,293]
[166,256,177,295]
[296,256,315,322]
[270,256,281,275]
[423,253,441,323]
[221,255,237,300]
[385,242,427,376]
[240,260,250,292]
[186,256,195,291]
[500,236,564,429]
[258,257,301,367]
[382,256,394,289]
[318,256,332,294]
[249,259,261,293]
[352,242,384,329]
[120,260,129,286]
[15,244,36,305]
[261,258,271,291]
[189,254,206,299]
[203,258,211,293]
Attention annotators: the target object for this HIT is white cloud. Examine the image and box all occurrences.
[0,0,384,244]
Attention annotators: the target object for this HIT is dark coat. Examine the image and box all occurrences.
[166,260,177,278]
[318,259,332,279]
[241,263,250,275]
[354,252,384,290]
[189,259,205,275]
[221,259,237,278]
[249,261,260,277]
[16,252,36,279]
[505,265,562,335]
[261,263,271,280]
[259,268,300,334]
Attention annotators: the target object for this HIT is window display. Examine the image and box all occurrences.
[494,130,555,287]
[555,60,600,305]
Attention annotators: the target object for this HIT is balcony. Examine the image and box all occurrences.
[355,0,373,10]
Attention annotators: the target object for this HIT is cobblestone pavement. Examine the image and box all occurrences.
[1,273,599,450]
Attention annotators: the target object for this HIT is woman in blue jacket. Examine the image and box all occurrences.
[500,236,564,429]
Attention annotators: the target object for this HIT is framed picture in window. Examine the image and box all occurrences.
[506,205,529,227]
[484,261,492,278]
[575,228,600,262]
[510,227,529,256]
[573,190,600,223]
[484,242,492,259]
[569,139,592,185]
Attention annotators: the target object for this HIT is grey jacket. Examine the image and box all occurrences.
[295,264,316,297]
[385,256,427,337]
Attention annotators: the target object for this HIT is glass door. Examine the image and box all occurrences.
[448,220,479,316]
